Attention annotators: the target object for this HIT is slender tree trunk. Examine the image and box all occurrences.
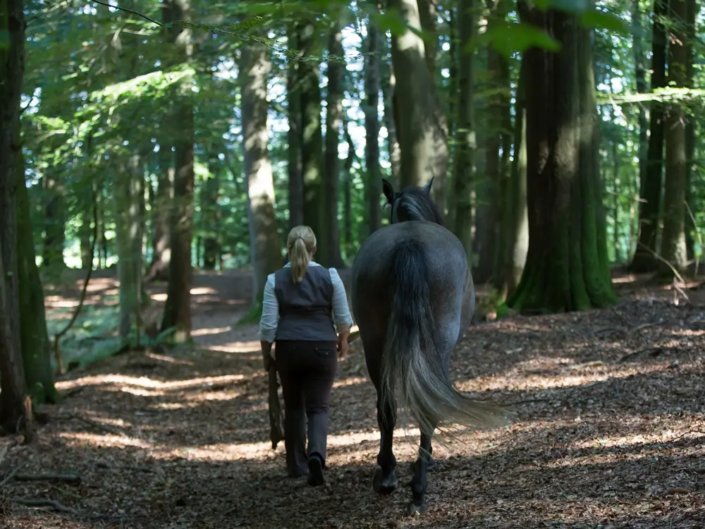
[297,21,326,262]
[380,32,400,186]
[632,0,648,209]
[0,0,31,435]
[477,0,510,284]
[323,22,344,267]
[114,154,145,341]
[630,0,667,272]
[16,153,58,404]
[240,31,282,310]
[658,0,689,280]
[343,122,355,258]
[452,0,476,261]
[498,57,528,298]
[509,4,616,313]
[201,171,220,271]
[42,173,66,270]
[161,0,195,342]
[364,19,382,235]
[148,143,173,281]
[387,0,449,198]
[80,203,93,270]
[287,30,304,229]
[446,5,458,226]
[684,0,697,264]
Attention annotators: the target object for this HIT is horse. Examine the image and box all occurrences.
[350,177,506,514]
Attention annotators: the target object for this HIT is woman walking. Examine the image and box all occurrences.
[259,225,353,486]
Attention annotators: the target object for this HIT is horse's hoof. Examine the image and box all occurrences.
[406,501,428,516]
[372,465,398,494]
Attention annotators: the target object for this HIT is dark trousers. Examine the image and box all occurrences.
[275,340,338,477]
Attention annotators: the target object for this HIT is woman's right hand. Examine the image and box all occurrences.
[337,339,349,359]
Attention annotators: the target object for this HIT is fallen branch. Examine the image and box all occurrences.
[14,473,82,485]
[5,497,78,514]
[0,465,24,488]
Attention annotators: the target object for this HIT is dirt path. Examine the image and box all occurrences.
[1,271,704,528]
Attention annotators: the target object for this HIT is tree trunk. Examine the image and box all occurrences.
[451,0,476,261]
[323,22,344,267]
[240,32,283,310]
[287,29,304,229]
[364,19,382,235]
[201,166,220,271]
[630,0,667,273]
[161,0,195,343]
[380,31,401,186]
[477,0,510,285]
[497,57,528,298]
[343,122,355,259]
[509,5,616,314]
[42,173,66,270]
[0,0,31,435]
[114,154,145,341]
[16,153,58,404]
[297,21,326,262]
[80,204,93,270]
[446,5,458,227]
[148,143,173,281]
[632,0,648,211]
[658,0,688,280]
[387,0,449,200]
[684,0,697,264]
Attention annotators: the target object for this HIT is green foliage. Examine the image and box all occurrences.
[471,22,562,58]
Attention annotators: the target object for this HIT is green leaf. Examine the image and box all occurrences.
[580,9,628,34]
[469,22,562,58]
[0,29,9,51]
[370,9,408,37]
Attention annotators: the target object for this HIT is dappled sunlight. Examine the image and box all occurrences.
[192,325,232,337]
[56,373,246,393]
[332,376,367,388]
[58,431,152,449]
[203,340,261,353]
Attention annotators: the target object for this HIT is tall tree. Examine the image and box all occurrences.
[387,0,449,200]
[380,33,401,186]
[297,20,326,261]
[16,154,58,404]
[323,20,345,267]
[364,18,382,235]
[632,0,648,200]
[684,0,697,262]
[240,30,282,311]
[509,3,617,313]
[287,29,304,229]
[41,172,66,270]
[0,0,32,434]
[658,0,689,279]
[630,0,667,272]
[476,0,511,284]
[496,57,528,298]
[161,0,196,343]
[451,0,476,261]
[147,142,173,281]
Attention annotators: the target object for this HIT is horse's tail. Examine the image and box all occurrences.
[380,239,506,436]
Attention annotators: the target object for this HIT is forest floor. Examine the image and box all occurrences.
[1,269,704,528]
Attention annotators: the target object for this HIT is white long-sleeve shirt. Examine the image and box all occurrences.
[258,262,354,343]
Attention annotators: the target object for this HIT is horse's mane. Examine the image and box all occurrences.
[393,187,445,226]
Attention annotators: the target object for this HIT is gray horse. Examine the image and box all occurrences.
[351,178,505,514]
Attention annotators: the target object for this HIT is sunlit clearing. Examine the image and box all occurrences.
[333,376,367,389]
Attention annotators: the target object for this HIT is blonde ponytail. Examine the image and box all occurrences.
[287,225,316,283]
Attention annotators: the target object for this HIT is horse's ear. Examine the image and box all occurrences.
[382,178,395,205]
[422,177,434,195]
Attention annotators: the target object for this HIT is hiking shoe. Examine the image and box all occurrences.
[307,455,324,486]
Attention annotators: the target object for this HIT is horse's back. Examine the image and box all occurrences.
[351,221,474,357]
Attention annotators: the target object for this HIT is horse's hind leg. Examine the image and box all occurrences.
[408,424,437,515]
[372,391,398,494]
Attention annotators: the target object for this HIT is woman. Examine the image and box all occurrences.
[258,225,354,486]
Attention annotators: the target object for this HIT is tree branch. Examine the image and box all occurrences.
[89,0,163,27]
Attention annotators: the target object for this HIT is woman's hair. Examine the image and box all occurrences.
[287,225,316,283]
